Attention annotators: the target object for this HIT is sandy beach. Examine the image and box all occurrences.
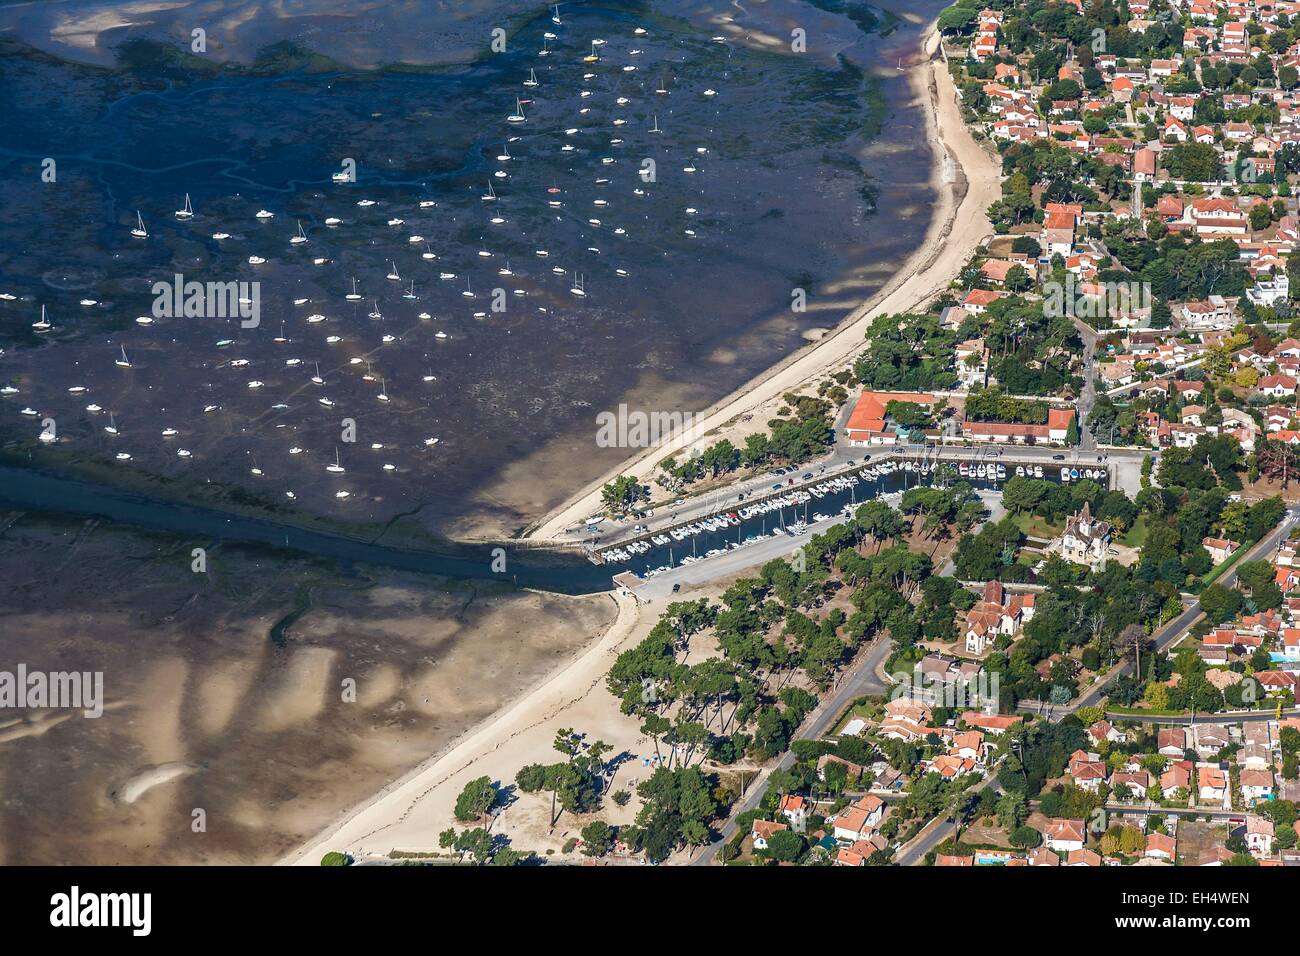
[527,27,1002,541]
[281,21,1002,865]
[283,585,651,863]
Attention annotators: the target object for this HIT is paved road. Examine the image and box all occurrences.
[689,634,894,866]
[1072,318,1099,452]
[893,775,1002,866]
[1102,802,1252,822]
[1105,708,1299,725]
[1066,509,1300,712]
[615,442,1144,591]
[673,473,1298,864]
[581,435,1150,551]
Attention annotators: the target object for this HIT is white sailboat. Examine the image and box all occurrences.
[377,378,390,402]
[482,181,497,202]
[104,413,119,435]
[551,3,561,24]
[523,69,538,89]
[346,277,362,300]
[569,273,586,297]
[32,305,52,333]
[290,220,308,244]
[130,211,148,238]
[175,194,194,219]
[650,115,661,134]
[115,346,131,368]
[507,98,527,124]
[386,261,401,281]
[326,448,345,474]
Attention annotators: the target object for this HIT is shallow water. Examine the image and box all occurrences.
[0,0,947,537]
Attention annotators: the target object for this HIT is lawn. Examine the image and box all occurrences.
[1121,514,1148,548]
[1010,511,1063,540]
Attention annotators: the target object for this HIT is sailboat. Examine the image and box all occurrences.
[369,300,384,320]
[386,261,401,281]
[507,98,527,124]
[311,362,324,385]
[583,41,599,63]
[482,181,497,202]
[326,448,345,474]
[403,280,417,300]
[461,278,475,299]
[650,115,661,134]
[174,194,194,220]
[32,305,52,333]
[523,69,538,89]
[104,413,119,435]
[569,273,586,297]
[290,220,308,244]
[130,211,148,238]
[551,3,562,24]
[115,346,131,368]
[377,378,390,402]
[346,277,362,300]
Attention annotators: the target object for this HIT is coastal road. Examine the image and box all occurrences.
[689,634,895,866]
[598,439,1149,554]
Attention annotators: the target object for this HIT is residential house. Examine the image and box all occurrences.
[751,818,787,851]
[1056,501,1112,571]
[1041,818,1087,853]
[1145,832,1177,861]
[963,579,1036,655]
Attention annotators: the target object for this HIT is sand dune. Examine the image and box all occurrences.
[110,761,198,805]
